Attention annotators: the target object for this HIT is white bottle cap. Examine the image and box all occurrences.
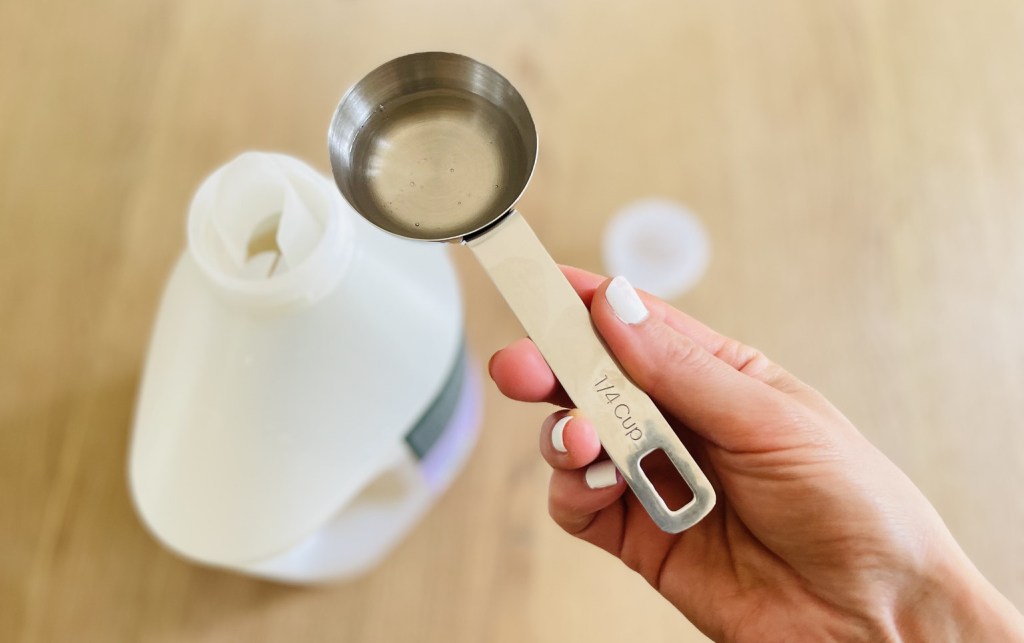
[602,199,710,300]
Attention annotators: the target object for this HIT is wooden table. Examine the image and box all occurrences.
[3,1,1023,640]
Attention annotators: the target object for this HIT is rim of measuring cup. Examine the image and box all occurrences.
[327,51,539,243]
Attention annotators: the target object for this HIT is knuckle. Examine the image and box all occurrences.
[714,337,752,364]
[547,496,589,537]
[716,337,811,394]
[642,331,705,393]
[717,337,770,376]
[665,331,703,367]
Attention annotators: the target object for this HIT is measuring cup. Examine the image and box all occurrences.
[327,52,715,533]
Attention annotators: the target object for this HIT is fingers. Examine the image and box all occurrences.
[490,266,815,410]
[540,410,627,552]
[559,265,813,398]
[489,265,824,453]
[590,276,814,453]
[488,338,572,407]
[548,466,626,552]
[540,411,602,470]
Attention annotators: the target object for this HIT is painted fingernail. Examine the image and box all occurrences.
[606,276,649,325]
[551,416,571,453]
[585,461,620,489]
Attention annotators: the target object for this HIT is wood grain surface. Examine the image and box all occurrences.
[2,1,1023,641]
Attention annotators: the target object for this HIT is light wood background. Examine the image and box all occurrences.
[2,0,1023,641]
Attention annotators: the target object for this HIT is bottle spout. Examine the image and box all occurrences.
[187,152,354,307]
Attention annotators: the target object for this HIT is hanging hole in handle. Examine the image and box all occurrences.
[639,449,696,511]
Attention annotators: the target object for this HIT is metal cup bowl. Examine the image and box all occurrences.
[328,52,538,242]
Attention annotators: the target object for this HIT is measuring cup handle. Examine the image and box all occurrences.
[466,211,716,533]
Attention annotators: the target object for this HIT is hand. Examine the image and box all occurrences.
[488,266,1024,641]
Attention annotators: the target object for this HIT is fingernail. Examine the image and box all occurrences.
[551,416,571,453]
[606,276,649,325]
[585,461,620,489]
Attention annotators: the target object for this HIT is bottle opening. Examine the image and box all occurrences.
[242,212,284,278]
[187,152,353,306]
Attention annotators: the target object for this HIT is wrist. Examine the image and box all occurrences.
[892,543,1024,642]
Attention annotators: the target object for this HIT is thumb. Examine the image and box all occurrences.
[592,276,812,453]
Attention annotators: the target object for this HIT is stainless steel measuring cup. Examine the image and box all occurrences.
[327,52,715,533]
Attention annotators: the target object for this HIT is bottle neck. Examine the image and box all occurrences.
[187,152,354,310]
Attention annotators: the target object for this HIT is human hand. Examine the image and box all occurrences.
[488,266,1024,641]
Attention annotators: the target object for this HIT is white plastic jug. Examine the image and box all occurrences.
[129,152,481,583]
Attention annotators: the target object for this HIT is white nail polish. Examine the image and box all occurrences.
[585,461,620,489]
[551,416,570,453]
[606,276,649,325]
